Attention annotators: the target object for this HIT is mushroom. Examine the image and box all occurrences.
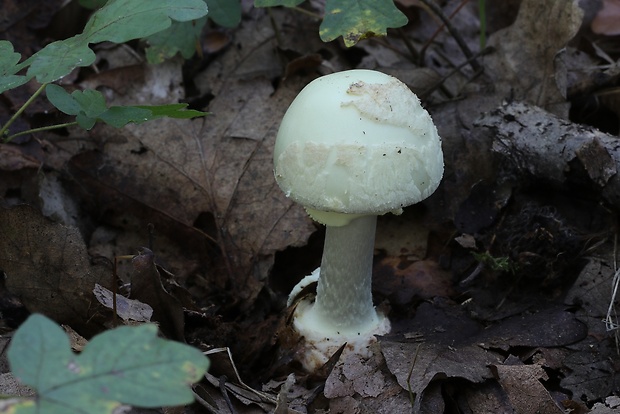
[274,69,443,370]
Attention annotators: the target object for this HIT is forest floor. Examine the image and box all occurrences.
[1,0,620,413]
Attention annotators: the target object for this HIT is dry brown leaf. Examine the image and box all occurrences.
[93,283,153,323]
[592,0,620,35]
[381,299,588,411]
[65,11,320,313]
[129,248,185,341]
[0,204,112,334]
[492,357,564,414]
[483,0,584,117]
[0,144,40,171]
[562,255,620,402]
[373,258,454,306]
[381,300,501,412]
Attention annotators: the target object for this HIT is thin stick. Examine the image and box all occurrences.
[0,83,48,140]
[417,0,481,72]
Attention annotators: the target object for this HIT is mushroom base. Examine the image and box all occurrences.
[291,298,391,372]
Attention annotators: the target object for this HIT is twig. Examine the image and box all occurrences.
[417,0,482,72]
[192,390,220,414]
[219,375,236,414]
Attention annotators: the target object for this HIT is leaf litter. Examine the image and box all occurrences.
[1,0,620,413]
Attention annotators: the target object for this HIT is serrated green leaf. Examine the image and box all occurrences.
[320,0,408,47]
[46,85,105,129]
[71,89,107,118]
[26,0,208,83]
[8,314,209,413]
[0,41,31,93]
[45,84,81,115]
[8,315,75,391]
[99,104,207,127]
[84,0,209,44]
[0,41,22,74]
[0,75,29,94]
[98,106,153,127]
[46,84,208,129]
[146,17,207,63]
[254,0,304,6]
[207,0,241,27]
[136,103,208,119]
[25,36,96,83]
[76,112,98,129]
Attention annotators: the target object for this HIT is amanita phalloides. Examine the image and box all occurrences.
[274,69,443,370]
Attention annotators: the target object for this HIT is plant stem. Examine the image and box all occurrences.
[314,215,378,334]
[291,6,321,20]
[0,83,48,140]
[3,121,79,143]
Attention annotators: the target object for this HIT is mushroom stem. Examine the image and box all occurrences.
[314,215,378,334]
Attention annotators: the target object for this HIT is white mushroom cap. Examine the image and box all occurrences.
[274,69,443,226]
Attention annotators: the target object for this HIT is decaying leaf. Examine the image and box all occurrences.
[0,204,111,334]
[381,298,588,411]
[130,248,185,341]
[592,0,620,35]
[92,283,153,323]
[483,0,584,117]
[62,12,318,314]
[492,357,565,414]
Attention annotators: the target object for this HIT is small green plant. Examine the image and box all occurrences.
[0,0,210,144]
[472,251,516,274]
[2,314,209,414]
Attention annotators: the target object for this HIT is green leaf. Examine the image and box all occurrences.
[45,84,81,116]
[99,104,207,127]
[25,36,95,84]
[146,17,208,63]
[84,0,209,44]
[46,84,208,129]
[71,89,108,118]
[319,0,408,47]
[0,41,23,74]
[98,106,154,128]
[26,0,209,83]
[207,0,241,27]
[0,41,31,93]
[9,314,209,413]
[254,0,304,6]
[46,85,105,130]
[76,112,98,130]
[136,103,209,119]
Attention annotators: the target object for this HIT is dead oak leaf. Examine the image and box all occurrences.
[0,204,111,334]
[381,299,587,411]
[491,357,565,414]
[381,300,501,411]
[68,76,314,311]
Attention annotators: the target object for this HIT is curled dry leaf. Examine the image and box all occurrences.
[491,357,565,414]
[129,248,185,341]
[0,204,111,334]
[92,283,153,323]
